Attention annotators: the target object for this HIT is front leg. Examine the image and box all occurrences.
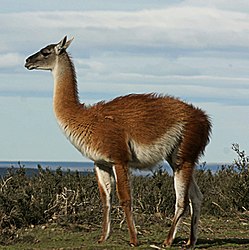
[113,164,138,247]
[95,163,114,243]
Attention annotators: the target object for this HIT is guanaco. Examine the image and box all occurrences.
[25,36,211,248]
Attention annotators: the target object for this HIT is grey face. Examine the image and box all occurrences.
[24,36,74,71]
[25,44,57,71]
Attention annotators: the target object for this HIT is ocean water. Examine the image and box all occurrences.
[0,160,221,177]
[0,161,94,177]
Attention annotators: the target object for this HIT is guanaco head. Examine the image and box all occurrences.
[25,36,74,71]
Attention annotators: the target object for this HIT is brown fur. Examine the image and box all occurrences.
[25,37,212,248]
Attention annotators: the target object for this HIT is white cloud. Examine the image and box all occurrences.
[2,6,249,51]
[2,6,249,102]
[0,53,23,68]
[72,50,249,106]
[1,1,249,163]
[182,0,249,13]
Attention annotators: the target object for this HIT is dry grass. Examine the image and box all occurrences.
[0,215,248,249]
[0,143,248,249]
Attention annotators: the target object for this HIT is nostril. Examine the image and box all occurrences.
[26,58,30,63]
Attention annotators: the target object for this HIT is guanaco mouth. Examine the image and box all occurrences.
[24,62,37,70]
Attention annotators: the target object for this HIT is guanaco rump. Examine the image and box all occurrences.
[25,36,211,248]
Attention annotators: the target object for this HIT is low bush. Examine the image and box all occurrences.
[0,144,248,244]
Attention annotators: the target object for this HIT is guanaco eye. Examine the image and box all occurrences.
[41,49,51,57]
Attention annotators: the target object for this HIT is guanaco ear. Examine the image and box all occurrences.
[55,36,74,55]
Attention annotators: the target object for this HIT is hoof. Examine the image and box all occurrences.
[97,236,105,244]
[129,241,138,247]
[185,239,196,249]
[162,245,171,249]
[162,240,171,248]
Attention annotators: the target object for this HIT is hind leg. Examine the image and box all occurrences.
[187,178,203,248]
[163,162,193,247]
[113,164,138,246]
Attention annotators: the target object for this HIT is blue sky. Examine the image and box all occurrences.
[1,0,249,164]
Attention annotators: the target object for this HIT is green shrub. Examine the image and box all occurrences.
[196,144,249,216]
[0,144,248,244]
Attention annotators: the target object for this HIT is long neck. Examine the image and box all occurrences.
[52,52,81,122]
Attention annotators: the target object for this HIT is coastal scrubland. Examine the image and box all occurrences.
[0,144,248,249]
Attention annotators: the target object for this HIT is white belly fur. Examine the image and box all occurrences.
[128,123,183,169]
[58,119,184,168]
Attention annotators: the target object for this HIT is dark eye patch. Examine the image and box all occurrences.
[41,49,51,56]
